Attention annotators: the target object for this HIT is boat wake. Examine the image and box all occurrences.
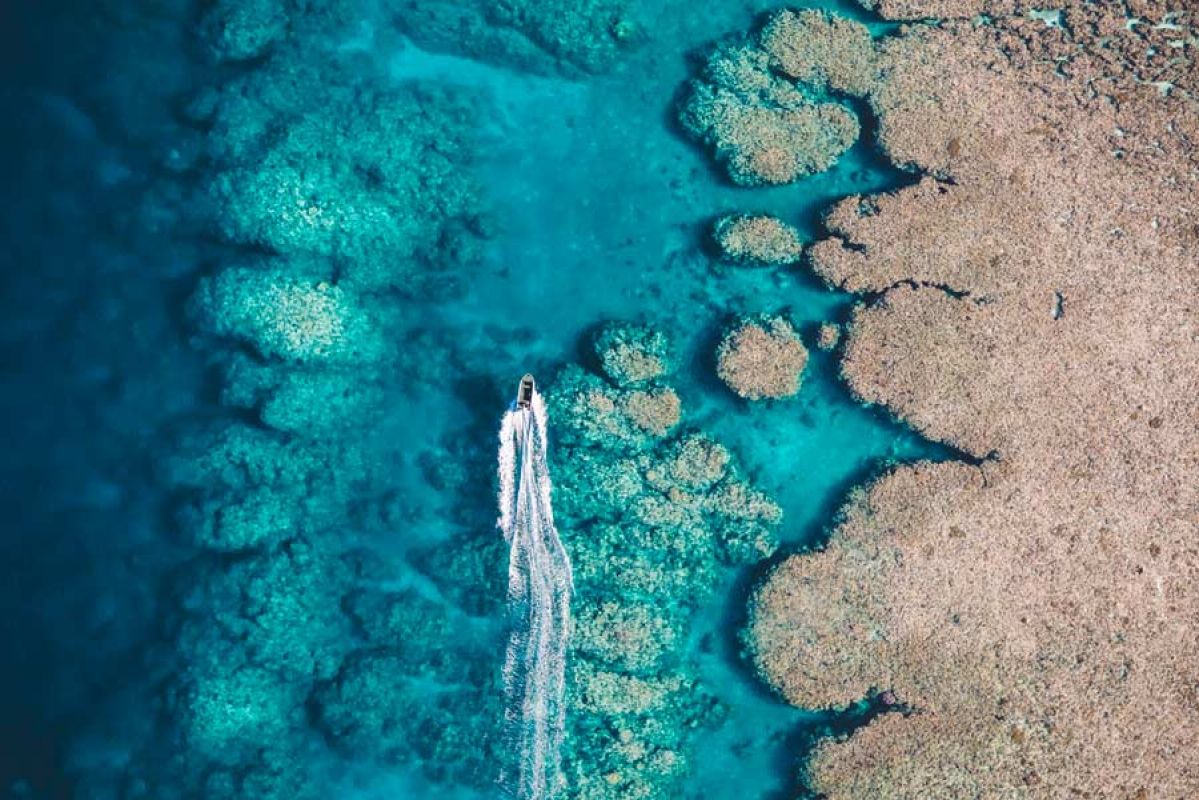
[498,381,573,800]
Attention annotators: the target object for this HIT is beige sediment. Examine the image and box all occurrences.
[747,4,1199,797]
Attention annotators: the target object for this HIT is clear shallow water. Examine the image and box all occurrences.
[401,10,939,791]
[0,1,941,798]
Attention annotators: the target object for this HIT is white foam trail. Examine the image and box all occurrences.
[498,387,573,800]
[498,411,518,541]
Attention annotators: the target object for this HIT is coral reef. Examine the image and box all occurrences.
[312,645,501,781]
[395,0,649,75]
[713,214,804,266]
[257,368,386,436]
[114,540,360,798]
[552,365,682,447]
[198,0,288,62]
[68,5,509,796]
[201,61,484,294]
[547,323,783,798]
[759,9,877,97]
[176,663,303,761]
[716,314,809,401]
[593,321,674,387]
[679,43,859,185]
[190,263,388,364]
[622,388,683,436]
[149,402,505,796]
[679,8,884,186]
[744,4,1199,797]
[573,600,679,674]
[816,322,841,351]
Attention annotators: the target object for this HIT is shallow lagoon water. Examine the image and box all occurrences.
[1,1,943,797]
[367,2,938,796]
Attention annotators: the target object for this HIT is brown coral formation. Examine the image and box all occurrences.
[593,321,674,387]
[713,214,804,266]
[716,316,809,400]
[622,388,682,436]
[745,4,1199,798]
[679,43,860,186]
[815,322,841,351]
[760,9,877,96]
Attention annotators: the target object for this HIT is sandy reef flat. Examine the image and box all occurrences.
[747,2,1199,796]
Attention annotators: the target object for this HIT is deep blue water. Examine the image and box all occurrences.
[0,1,942,798]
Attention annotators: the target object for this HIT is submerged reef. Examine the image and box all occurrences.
[190,263,390,364]
[716,314,809,401]
[394,0,650,75]
[64,5,506,797]
[132,332,500,799]
[815,322,841,351]
[546,323,782,798]
[739,3,1199,797]
[200,60,484,295]
[679,10,875,185]
[592,321,675,388]
[198,0,289,62]
[713,214,804,266]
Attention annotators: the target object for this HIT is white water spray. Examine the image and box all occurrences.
[498,385,573,800]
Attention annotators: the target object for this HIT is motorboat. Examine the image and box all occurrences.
[516,373,535,409]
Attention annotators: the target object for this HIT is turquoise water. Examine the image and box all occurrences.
[0,1,946,798]
[381,2,939,797]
